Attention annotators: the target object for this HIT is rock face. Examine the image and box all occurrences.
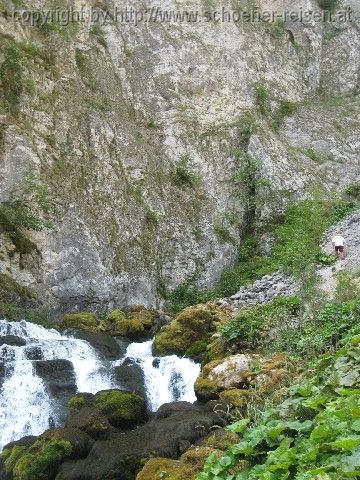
[217,271,299,310]
[0,0,359,311]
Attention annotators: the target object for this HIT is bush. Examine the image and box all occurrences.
[170,155,201,189]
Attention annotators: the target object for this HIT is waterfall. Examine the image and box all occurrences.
[0,320,200,451]
[124,340,201,412]
[0,320,114,451]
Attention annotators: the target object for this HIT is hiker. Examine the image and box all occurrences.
[332,233,345,259]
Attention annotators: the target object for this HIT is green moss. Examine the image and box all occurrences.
[0,273,35,301]
[153,305,226,357]
[10,439,72,480]
[2,446,27,473]
[194,376,221,401]
[137,457,180,480]
[111,316,145,339]
[60,312,98,332]
[68,395,86,412]
[185,340,209,361]
[95,391,146,428]
[127,308,155,329]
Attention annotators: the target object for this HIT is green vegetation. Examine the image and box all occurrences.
[95,390,146,428]
[317,0,340,11]
[68,395,86,412]
[265,19,286,39]
[346,184,360,198]
[302,146,335,163]
[1,439,72,480]
[90,25,107,49]
[170,155,202,189]
[0,45,23,114]
[153,304,228,357]
[214,224,235,245]
[220,297,301,352]
[167,197,358,311]
[60,307,155,339]
[254,80,269,116]
[272,100,297,131]
[198,334,360,480]
[0,173,58,253]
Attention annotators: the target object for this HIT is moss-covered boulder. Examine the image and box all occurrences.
[108,309,145,339]
[153,304,228,357]
[1,437,73,480]
[60,312,98,332]
[94,390,147,428]
[136,447,222,480]
[195,353,288,402]
[127,306,156,329]
[66,405,110,440]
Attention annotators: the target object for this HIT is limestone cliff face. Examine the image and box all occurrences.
[0,0,359,311]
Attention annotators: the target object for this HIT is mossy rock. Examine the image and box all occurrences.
[107,309,127,323]
[68,394,87,412]
[60,312,98,332]
[194,376,221,402]
[95,390,147,428]
[2,438,73,480]
[66,406,110,440]
[107,309,146,339]
[127,308,155,329]
[153,304,228,357]
[185,340,208,362]
[200,428,239,451]
[136,457,180,480]
[136,447,222,480]
[219,389,251,409]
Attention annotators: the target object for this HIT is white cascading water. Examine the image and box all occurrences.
[124,340,201,412]
[0,320,200,451]
[0,320,114,451]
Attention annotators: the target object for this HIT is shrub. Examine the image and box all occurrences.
[315,251,337,265]
[272,100,297,131]
[170,155,201,189]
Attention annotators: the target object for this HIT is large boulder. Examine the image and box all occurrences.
[195,353,287,402]
[153,304,228,357]
[60,313,99,332]
[94,390,147,429]
[0,428,93,480]
[66,329,125,360]
[66,406,111,440]
[56,402,225,480]
[114,359,146,398]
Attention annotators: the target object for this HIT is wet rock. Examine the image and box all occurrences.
[0,335,26,347]
[34,359,77,424]
[114,360,146,398]
[66,329,125,360]
[57,401,225,480]
[24,346,43,360]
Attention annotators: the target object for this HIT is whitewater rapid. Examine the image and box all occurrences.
[0,319,200,451]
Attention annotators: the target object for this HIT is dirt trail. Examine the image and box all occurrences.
[318,210,360,298]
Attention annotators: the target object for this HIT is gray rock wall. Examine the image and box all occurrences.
[0,0,359,311]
